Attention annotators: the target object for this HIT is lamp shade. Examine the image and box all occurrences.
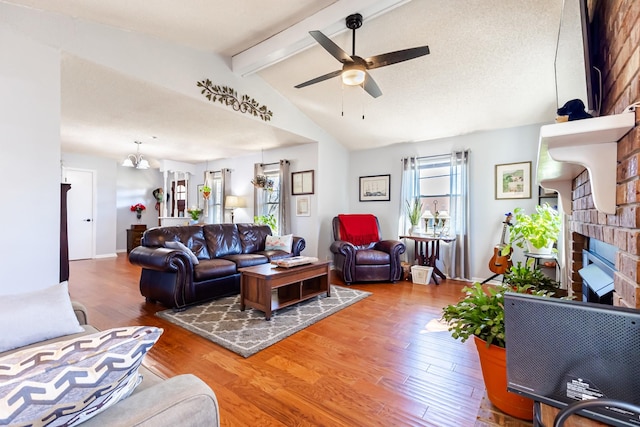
[136,158,150,169]
[225,196,245,209]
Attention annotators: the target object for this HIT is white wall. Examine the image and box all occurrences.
[349,124,542,281]
[116,166,164,251]
[0,29,60,294]
[61,153,164,255]
[205,142,322,257]
[316,139,350,262]
[61,153,118,257]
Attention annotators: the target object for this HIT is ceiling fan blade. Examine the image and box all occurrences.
[294,69,342,89]
[362,71,382,98]
[309,30,353,64]
[365,46,430,70]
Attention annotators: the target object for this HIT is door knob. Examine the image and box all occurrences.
[84,219,91,222]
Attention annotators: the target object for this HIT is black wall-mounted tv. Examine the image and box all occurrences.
[555,0,600,116]
[504,293,640,426]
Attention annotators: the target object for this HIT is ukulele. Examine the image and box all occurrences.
[488,213,513,275]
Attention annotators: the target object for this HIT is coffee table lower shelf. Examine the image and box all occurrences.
[239,261,331,320]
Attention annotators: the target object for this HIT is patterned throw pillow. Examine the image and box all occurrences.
[165,240,199,265]
[0,326,163,427]
[265,234,293,253]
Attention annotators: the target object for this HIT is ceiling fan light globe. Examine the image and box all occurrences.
[342,68,365,86]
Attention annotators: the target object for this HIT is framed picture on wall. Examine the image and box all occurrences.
[359,174,390,202]
[296,195,310,216]
[495,161,532,199]
[292,170,314,195]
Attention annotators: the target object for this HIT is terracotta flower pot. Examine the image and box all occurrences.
[473,336,534,421]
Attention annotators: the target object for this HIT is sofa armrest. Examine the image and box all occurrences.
[329,240,356,256]
[79,374,220,427]
[71,301,89,325]
[375,240,406,282]
[374,239,406,256]
[129,246,193,273]
[291,236,306,256]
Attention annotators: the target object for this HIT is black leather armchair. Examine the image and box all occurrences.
[330,215,405,285]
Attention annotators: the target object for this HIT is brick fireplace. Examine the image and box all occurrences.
[567,1,640,308]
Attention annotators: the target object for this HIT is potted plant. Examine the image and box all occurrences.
[506,203,561,255]
[251,175,274,191]
[405,197,423,234]
[441,280,554,420]
[130,203,146,220]
[187,207,203,222]
[200,185,211,199]
[503,261,563,295]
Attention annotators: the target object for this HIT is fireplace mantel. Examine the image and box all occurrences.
[537,111,635,215]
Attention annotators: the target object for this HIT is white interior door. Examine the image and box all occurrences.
[64,168,95,260]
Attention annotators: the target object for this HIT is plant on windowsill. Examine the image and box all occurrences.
[405,197,423,234]
[441,278,555,420]
[503,203,561,255]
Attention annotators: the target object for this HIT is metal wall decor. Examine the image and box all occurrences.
[197,79,273,122]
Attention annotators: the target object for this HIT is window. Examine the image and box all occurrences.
[418,154,452,230]
[206,170,223,223]
[255,163,281,233]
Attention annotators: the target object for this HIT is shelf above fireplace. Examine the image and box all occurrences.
[537,111,636,215]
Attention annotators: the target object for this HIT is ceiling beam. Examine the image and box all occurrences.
[231,0,411,77]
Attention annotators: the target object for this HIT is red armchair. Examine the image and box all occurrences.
[330,214,406,285]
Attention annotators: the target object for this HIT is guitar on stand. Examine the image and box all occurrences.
[483,213,513,284]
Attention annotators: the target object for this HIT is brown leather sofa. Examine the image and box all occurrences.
[330,215,405,285]
[128,223,305,309]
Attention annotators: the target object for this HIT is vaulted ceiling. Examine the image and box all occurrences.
[3,0,575,163]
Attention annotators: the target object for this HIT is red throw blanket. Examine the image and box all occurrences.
[338,214,380,246]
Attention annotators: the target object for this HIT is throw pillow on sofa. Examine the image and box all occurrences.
[0,325,163,427]
[0,282,84,353]
[165,240,199,265]
[265,234,293,253]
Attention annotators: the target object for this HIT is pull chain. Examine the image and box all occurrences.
[341,82,344,117]
[361,83,365,120]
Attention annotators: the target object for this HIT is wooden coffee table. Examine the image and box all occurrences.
[239,260,331,320]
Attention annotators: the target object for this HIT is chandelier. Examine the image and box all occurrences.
[122,141,150,169]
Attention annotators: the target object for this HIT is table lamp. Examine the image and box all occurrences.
[225,195,245,223]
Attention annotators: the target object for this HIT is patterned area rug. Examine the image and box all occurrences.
[156,285,371,357]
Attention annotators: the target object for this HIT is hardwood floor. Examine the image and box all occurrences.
[68,255,532,427]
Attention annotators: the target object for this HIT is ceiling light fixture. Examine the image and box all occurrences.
[122,141,150,169]
[342,62,366,86]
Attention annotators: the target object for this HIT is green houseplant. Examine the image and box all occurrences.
[505,203,561,255]
[442,280,554,420]
[405,197,423,233]
[503,262,561,294]
[254,214,277,234]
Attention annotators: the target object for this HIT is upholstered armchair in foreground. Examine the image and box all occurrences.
[330,214,406,285]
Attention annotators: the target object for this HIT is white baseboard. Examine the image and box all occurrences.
[94,253,118,259]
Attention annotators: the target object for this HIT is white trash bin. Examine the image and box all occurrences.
[411,265,434,285]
